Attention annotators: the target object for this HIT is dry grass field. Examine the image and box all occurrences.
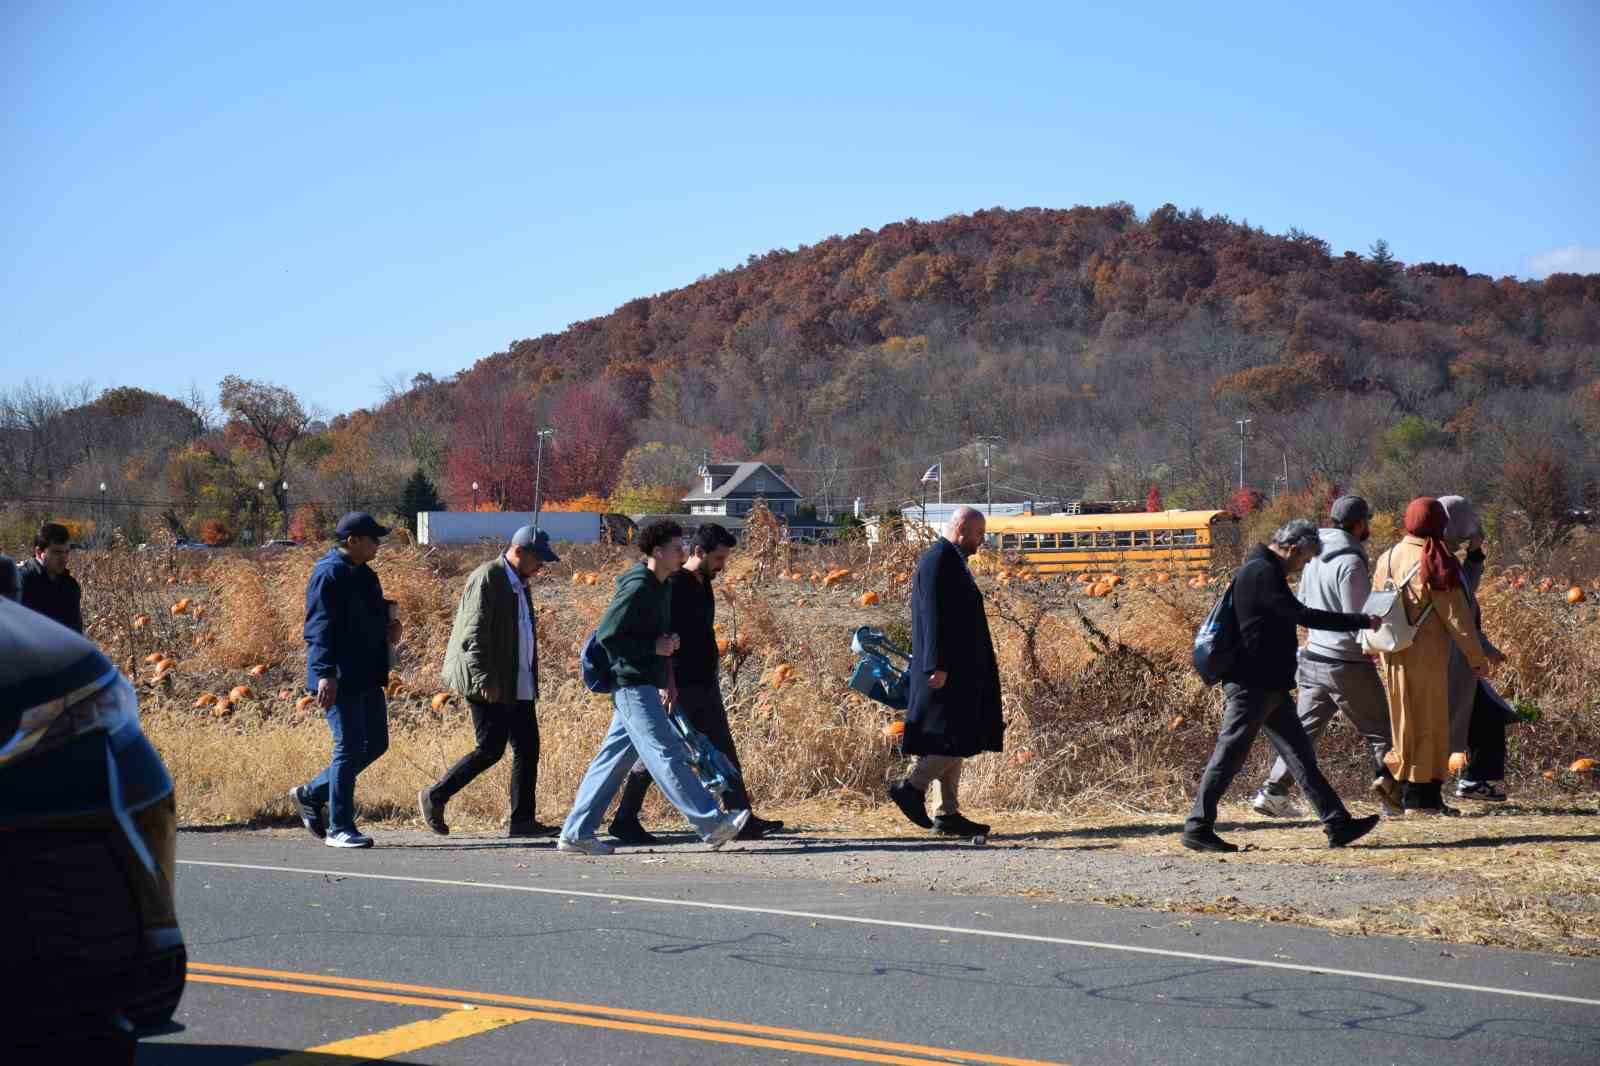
[72,525,1600,953]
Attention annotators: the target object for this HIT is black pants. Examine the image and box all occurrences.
[1464,688,1508,781]
[1187,684,1350,833]
[624,683,750,813]
[428,699,540,826]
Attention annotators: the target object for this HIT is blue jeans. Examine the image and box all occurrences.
[304,687,389,834]
[562,685,731,841]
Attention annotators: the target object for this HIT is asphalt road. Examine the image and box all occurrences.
[140,829,1600,1066]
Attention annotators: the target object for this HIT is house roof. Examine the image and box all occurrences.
[683,461,800,503]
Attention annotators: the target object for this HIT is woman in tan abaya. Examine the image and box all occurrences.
[1372,497,1488,814]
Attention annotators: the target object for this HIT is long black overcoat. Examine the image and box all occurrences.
[904,538,1004,757]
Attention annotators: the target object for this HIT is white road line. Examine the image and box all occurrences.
[177,859,1600,1008]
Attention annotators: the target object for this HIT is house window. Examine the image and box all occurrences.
[704,476,714,493]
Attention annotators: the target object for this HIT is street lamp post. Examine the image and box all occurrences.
[256,481,266,546]
[99,482,107,544]
[471,481,479,511]
[533,428,555,523]
[280,481,289,535]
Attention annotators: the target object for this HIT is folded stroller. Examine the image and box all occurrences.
[666,707,743,804]
[847,625,911,710]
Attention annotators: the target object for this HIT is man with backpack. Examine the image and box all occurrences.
[558,520,749,854]
[1183,519,1383,853]
[607,522,784,844]
[1250,496,1402,819]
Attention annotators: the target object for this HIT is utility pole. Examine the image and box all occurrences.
[1281,453,1289,498]
[532,427,555,523]
[1235,419,1252,491]
[975,436,1002,516]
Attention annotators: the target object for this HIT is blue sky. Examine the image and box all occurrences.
[4,2,1594,415]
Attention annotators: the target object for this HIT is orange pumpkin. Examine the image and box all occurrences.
[1537,577,1555,593]
[228,685,252,701]
[295,695,317,711]
[1571,758,1596,773]
[769,664,795,690]
[170,597,191,615]
[211,701,232,718]
[1541,770,1556,781]
[430,692,450,710]
[143,652,165,665]
[1567,586,1586,604]
[194,692,219,708]
[247,664,269,677]
[1448,752,1467,774]
[882,719,905,739]
[858,590,881,607]
[716,637,731,656]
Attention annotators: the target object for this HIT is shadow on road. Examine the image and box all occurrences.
[139,1047,425,1064]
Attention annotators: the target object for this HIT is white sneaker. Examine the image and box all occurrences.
[324,829,373,848]
[704,809,751,850]
[1250,789,1304,819]
[556,835,615,856]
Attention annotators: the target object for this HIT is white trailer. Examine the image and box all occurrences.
[416,511,607,546]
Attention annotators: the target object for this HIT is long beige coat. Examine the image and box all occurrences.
[1374,537,1488,783]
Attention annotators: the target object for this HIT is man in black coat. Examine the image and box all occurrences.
[888,506,1003,837]
[1182,519,1383,854]
[19,522,83,633]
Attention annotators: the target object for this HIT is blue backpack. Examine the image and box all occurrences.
[580,630,614,694]
[1192,580,1241,687]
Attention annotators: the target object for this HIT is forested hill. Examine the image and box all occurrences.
[449,203,1598,525]
[4,203,1597,549]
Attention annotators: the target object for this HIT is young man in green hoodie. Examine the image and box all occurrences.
[557,520,749,854]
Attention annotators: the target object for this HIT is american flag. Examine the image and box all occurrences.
[920,463,941,483]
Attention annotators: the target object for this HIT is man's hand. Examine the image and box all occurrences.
[928,669,948,691]
[1365,615,1383,631]
[1467,533,1484,554]
[316,677,338,710]
[483,685,502,704]
[387,620,403,644]
[654,633,681,657]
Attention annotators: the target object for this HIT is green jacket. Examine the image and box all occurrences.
[595,562,671,689]
[441,557,538,703]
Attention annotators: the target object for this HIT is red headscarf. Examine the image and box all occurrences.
[1403,497,1461,590]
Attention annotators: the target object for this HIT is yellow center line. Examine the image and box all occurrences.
[190,962,1067,1066]
[249,1008,529,1065]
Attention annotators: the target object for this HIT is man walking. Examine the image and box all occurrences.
[608,523,783,844]
[1182,519,1382,853]
[1251,496,1401,819]
[419,526,561,838]
[290,512,400,849]
[558,520,748,854]
[19,522,83,632]
[887,506,1003,838]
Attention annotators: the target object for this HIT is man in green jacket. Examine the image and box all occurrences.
[419,525,560,838]
[557,520,749,854]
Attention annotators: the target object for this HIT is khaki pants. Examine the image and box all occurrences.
[906,755,963,817]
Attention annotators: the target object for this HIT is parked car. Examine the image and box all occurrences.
[0,599,186,1061]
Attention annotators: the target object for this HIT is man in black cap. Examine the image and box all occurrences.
[1249,495,1402,819]
[420,526,560,838]
[290,512,401,848]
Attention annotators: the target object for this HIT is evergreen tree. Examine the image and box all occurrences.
[1368,238,1399,282]
[398,470,444,533]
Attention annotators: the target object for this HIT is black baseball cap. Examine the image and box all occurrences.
[335,512,391,539]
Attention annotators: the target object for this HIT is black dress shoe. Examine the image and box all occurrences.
[607,817,658,846]
[887,781,933,829]
[737,815,785,840]
[418,789,449,836]
[1326,814,1380,848]
[1179,827,1238,853]
[932,814,990,837]
[507,821,559,838]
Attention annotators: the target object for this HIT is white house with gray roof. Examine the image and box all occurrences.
[683,462,801,518]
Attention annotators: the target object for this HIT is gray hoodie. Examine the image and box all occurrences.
[1295,527,1372,663]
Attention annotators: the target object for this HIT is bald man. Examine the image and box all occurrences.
[888,506,1005,837]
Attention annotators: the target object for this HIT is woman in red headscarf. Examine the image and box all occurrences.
[1371,498,1490,813]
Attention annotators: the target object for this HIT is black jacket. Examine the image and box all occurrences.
[1226,544,1368,690]
[905,538,1004,757]
[668,568,719,686]
[19,558,83,633]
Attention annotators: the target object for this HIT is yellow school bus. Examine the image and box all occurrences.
[984,510,1238,575]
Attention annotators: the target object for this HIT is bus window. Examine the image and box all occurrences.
[1057,532,1077,550]
[1153,530,1173,546]
[1174,529,1198,546]
[1114,531,1133,548]
[1001,533,1020,550]
[1095,531,1115,549]
[1132,530,1151,547]
[1036,533,1057,549]
[1021,533,1039,550]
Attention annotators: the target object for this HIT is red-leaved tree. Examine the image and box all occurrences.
[1145,483,1162,512]
[547,383,633,501]
[444,385,539,510]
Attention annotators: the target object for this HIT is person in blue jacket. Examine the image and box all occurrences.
[289,512,401,848]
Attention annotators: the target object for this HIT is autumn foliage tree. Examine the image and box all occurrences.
[444,385,540,510]
[218,375,312,520]
[546,382,633,501]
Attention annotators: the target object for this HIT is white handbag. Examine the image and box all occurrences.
[1359,558,1433,655]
